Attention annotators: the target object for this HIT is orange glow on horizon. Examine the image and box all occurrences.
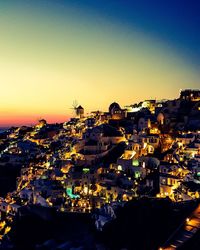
[0,114,69,128]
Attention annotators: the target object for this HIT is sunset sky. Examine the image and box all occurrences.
[0,0,199,127]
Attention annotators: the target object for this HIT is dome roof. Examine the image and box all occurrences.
[109,102,121,113]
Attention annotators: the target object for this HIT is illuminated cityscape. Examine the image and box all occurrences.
[0,1,200,250]
[0,89,200,249]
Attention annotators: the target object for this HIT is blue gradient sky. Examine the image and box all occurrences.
[63,0,200,65]
[0,0,199,126]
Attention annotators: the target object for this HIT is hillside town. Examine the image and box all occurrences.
[0,89,200,249]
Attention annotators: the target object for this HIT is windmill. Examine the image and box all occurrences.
[70,100,84,118]
[70,100,79,117]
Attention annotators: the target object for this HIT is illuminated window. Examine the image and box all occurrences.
[135,172,140,178]
[117,165,122,171]
[83,168,90,174]
[132,159,139,167]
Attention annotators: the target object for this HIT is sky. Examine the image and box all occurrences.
[0,0,199,127]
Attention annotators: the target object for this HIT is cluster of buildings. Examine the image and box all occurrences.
[0,89,200,239]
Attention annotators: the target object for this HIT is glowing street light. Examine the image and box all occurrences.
[186,217,190,223]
